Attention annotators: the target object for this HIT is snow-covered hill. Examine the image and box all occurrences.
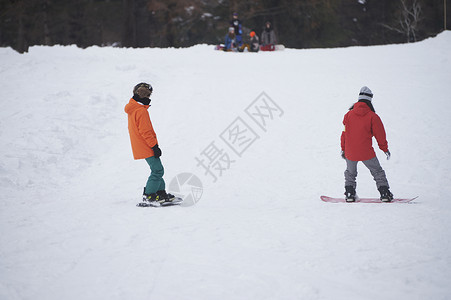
[1,32,451,300]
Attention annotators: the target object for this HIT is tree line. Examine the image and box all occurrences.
[0,0,448,53]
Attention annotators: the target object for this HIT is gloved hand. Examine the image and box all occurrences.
[152,144,162,158]
[341,151,346,160]
[385,150,391,160]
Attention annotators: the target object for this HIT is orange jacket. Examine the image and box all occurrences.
[124,98,158,159]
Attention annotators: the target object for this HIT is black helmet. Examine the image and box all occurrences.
[133,82,153,98]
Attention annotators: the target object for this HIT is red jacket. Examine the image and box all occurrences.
[124,98,158,160]
[341,102,388,161]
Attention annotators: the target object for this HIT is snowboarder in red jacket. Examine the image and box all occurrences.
[340,86,393,202]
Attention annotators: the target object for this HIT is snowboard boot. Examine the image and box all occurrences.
[157,190,176,203]
[142,188,162,207]
[345,185,356,202]
[378,186,394,202]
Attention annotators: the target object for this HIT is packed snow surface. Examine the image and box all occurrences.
[1,32,451,300]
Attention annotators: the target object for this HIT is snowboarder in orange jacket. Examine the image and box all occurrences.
[125,82,175,206]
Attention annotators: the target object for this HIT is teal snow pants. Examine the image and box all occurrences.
[144,156,166,195]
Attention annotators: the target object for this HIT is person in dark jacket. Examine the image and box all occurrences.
[260,21,277,47]
[340,86,393,202]
[230,12,243,47]
[238,31,259,52]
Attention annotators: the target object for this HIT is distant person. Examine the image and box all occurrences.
[238,31,259,52]
[124,82,176,206]
[230,12,243,47]
[340,86,393,202]
[224,27,236,51]
[260,21,277,49]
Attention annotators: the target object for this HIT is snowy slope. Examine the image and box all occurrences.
[1,32,451,300]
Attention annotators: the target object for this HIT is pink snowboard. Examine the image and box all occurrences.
[320,195,418,203]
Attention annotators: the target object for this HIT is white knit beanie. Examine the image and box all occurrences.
[358,86,373,101]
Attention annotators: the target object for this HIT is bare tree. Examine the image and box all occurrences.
[382,0,422,42]
[42,0,51,45]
